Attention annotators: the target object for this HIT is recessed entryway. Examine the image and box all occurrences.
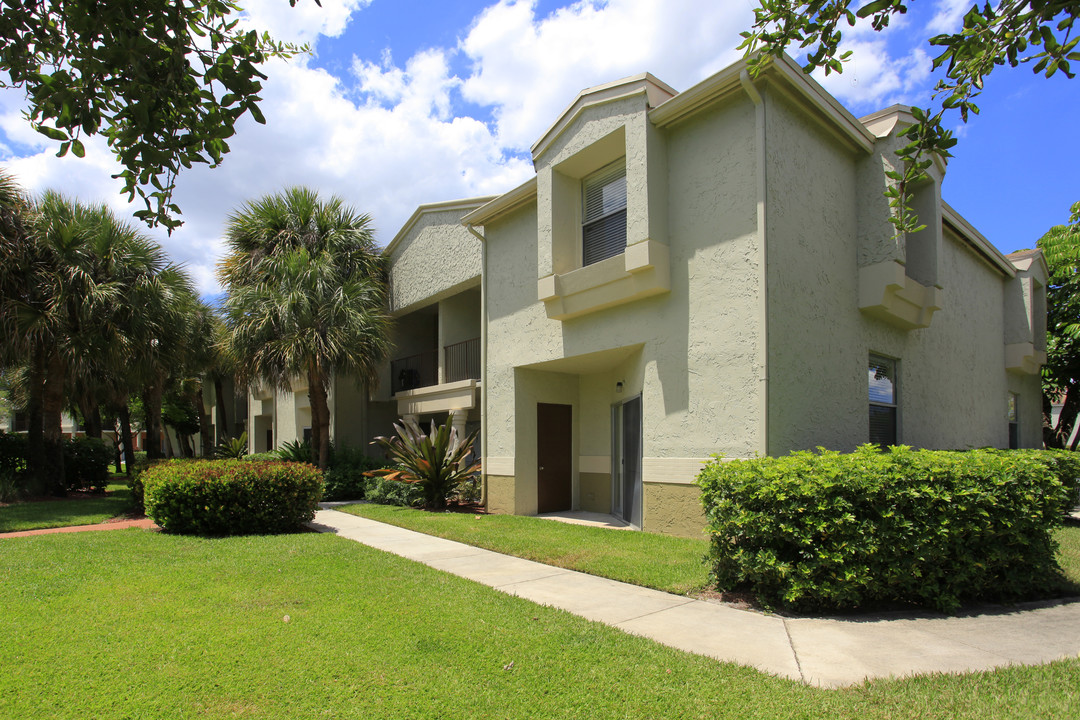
[537,402,572,513]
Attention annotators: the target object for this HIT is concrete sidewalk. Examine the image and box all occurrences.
[308,508,1080,688]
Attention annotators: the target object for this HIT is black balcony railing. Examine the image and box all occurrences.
[391,350,437,393]
[444,337,481,383]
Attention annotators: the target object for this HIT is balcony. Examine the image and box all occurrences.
[390,337,481,417]
[444,337,480,383]
[391,350,438,394]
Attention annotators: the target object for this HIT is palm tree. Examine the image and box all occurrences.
[0,183,192,490]
[219,187,391,469]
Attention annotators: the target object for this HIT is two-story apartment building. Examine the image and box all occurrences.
[251,54,1047,536]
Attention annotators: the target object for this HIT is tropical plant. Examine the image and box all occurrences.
[219,186,392,470]
[1039,201,1080,447]
[0,185,198,492]
[369,416,481,510]
[275,439,313,464]
[215,432,249,460]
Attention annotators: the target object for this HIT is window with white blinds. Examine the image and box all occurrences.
[582,161,627,266]
[868,354,898,447]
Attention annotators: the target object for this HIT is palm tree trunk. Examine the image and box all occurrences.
[163,425,175,458]
[77,394,103,439]
[194,386,212,457]
[142,379,165,460]
[309,372,331,470]
[26,348,47,495]
[42,351,67,495]
[214,377,230,442]
[118,403,135,476]
[112,417,123,473]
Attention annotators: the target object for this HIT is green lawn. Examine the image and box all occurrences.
[1,530,1078,719]
[0,482,132,533]
[340,504,1080,598]
[340,503,712,595]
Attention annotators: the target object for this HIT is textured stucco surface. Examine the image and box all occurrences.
[764,90,1029,451]
[484,93,762,526]
[485,475,516,515]
[643,482,707,538]
[579,472,611,513]
[388,209,481,314]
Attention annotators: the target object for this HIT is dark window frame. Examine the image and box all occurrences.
[869,354,898,447]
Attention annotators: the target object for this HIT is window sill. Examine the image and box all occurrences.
[858,260,941,330]
[1005,343,1046,375]
[537,239,670,320]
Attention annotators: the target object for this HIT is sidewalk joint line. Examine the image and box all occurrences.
[782,617,806,684]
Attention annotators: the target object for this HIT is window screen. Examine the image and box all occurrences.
[869,355,897,447]
[582,161,627,266]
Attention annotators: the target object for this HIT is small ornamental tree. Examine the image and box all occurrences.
[369,415,481,510]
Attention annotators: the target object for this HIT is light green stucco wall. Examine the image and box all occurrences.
[388,209,482,314]
[483,91,763,527]
[763,89,1032,451]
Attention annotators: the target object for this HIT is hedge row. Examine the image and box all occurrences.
[0,432,112,496]
[143,460,323,535]
[697,446,1080,613]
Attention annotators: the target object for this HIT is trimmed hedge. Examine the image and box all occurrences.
[697,446,1080,613]
[63,437,112,493]
[143,459,323,535]
[324,445,393,501]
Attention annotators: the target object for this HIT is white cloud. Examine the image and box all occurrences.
[812,39,932,112]
[927,0,972,34]
[240,0,371,46]
[459,0,752,148]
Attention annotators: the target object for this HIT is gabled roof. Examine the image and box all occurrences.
[459,177,538,229]
[384,196,497,256]
[531,73,678,162]
[650,53,875,154]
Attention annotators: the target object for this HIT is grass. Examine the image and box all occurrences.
[340,503,712,595]
[1058,518,1080,584]
[0,481,132,533]
[341,504,1080,600]
[2,529,1078,719]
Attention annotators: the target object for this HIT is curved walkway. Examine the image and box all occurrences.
[1,517,157,538]
[309,508,1080,688]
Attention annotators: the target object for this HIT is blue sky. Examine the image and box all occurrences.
[0,0,1076,296]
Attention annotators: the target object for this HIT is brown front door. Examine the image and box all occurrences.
[537,403,572,513]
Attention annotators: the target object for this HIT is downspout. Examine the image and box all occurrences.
[740,69,769,458]
[466,223,488,507]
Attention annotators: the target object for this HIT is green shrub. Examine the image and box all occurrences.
[0,431,28,500]
[0,430,27,476]
[697,445,1077,614]
[323,444,392,501]
[363,475,424,507]
[62,436,112,493]
[125,455,157,515]
[143,459,323,535]
[274,439,311,463]
[243,452,279,462]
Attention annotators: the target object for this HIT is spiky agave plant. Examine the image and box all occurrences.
[370,414,480,510]
[214,432,248,460]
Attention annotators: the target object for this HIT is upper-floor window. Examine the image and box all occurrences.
[1007,392,1019,449]
[582,160,627,266]
[869,354,898,447]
